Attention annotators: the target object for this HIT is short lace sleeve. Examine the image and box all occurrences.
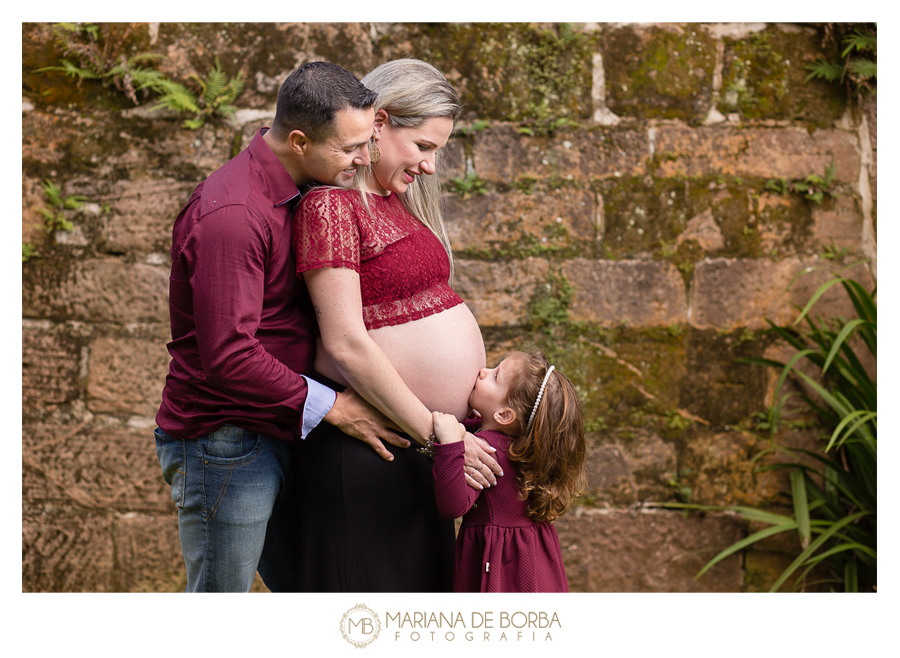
[293,188,361,276]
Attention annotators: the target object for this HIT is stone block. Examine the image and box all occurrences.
[681,428,773,506]
[601,23,717,120]
[556,508,744,592]
[585,429,677,505]
[22,513,116,592]
[59,258,169,323]
[452,258,550,326]
[562,259,687,326]
[22,320,81,413]
[86,335,170,416]
[718,24,847,126]
[811,195,863,250]
[472,124,647,184]
[691,257,873,329]
[115,513,185,592]
[22,421,172,513]
[103,179,196,254]
[680,329,768,427]
[655,125,859,183]
[445,189,597,252]
[440,138,466,183]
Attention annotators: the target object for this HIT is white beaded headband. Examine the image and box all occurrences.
[526,365,555,432]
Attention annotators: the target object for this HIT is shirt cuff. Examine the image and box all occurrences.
[299,376,336,439]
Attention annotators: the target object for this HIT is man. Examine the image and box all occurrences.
[154,61,499,593]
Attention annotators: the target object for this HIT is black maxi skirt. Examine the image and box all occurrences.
[293,389,455,592]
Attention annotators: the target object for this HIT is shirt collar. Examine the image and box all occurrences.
[250,128,303,208]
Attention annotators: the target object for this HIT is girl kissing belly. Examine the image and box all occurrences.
[315,303,485,422]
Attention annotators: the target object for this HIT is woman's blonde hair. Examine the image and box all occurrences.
[355,58,462,278]
[504,350,587,523]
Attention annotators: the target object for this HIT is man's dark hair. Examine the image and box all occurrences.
[270,61,377,143]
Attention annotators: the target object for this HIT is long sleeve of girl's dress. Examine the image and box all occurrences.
[433,441,482,520]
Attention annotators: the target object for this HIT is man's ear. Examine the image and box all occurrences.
[372,109,389,138]
[288,129,309,155]
[493,407,517,428]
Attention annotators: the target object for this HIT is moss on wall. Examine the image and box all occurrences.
[602,24,716,120]
[719,25,847,126]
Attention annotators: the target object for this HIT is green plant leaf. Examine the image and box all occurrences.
[804,60,845,83]
[842,31,877,57]
[793,277,845,325]
[768,511,869,592]
[849,59,877,80]
[827,410,877,452]
[696,523,797,579]
[791,470,811,548]
[822,318,867,373]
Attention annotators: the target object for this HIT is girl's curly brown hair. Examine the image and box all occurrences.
[503,350,586,523]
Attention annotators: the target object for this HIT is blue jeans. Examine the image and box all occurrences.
[154,425,300,592]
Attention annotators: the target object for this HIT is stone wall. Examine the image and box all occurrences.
[21,22,876,592]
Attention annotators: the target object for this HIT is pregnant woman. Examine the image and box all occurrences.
[292,59,496,591]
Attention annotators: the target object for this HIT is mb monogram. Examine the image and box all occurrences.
[340,604,382,648]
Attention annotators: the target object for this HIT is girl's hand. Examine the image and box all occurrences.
[432,411,465,444]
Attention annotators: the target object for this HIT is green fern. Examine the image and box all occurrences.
[38,179,87,233]
[804,60,844,83]
[150,79,203,115]
[803,24,875,94]
[842,30,877,57]
[34,22,164,105]
[849,59,877,80]
[149,57,244,129]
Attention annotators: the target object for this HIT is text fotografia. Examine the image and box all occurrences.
[386,611,561,642]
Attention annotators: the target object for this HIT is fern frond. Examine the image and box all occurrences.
[151,80,202,114]
[134,69,167,90]
[37,207,56,222]
[823,160,836,188]
[129,68,166,88]
[842,32,877,57]
[849,59,877,80]
[41,180,64,207]
[183,117,206,130]
[125,52,164,66]
[63,195,88,210]
[204,67,228,107]
[804,60,845,83]
[805,174,825,186]
[53,23,81,34]
[35,59,103,80]
[216,103,238,120]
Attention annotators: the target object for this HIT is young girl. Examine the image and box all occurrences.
[431,349,586,593]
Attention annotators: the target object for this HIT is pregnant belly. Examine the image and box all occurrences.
[315,303,486,421]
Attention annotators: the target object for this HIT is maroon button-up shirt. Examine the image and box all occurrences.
[157,129,331,443]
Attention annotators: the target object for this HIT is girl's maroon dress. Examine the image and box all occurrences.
[432,429,569,593]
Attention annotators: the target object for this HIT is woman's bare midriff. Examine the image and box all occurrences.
[315,303,486,421]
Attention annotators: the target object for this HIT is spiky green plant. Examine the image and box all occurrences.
[652,270,876,591]
[149,57,244,129]
[33,23,164,104]
[37,179,88,233]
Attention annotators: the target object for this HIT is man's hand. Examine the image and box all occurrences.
[462,431,503,490]
[323,387,410,461]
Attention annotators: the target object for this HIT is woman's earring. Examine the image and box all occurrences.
[369,139,381,164]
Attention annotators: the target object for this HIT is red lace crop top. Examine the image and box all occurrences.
[293,188,462,330]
